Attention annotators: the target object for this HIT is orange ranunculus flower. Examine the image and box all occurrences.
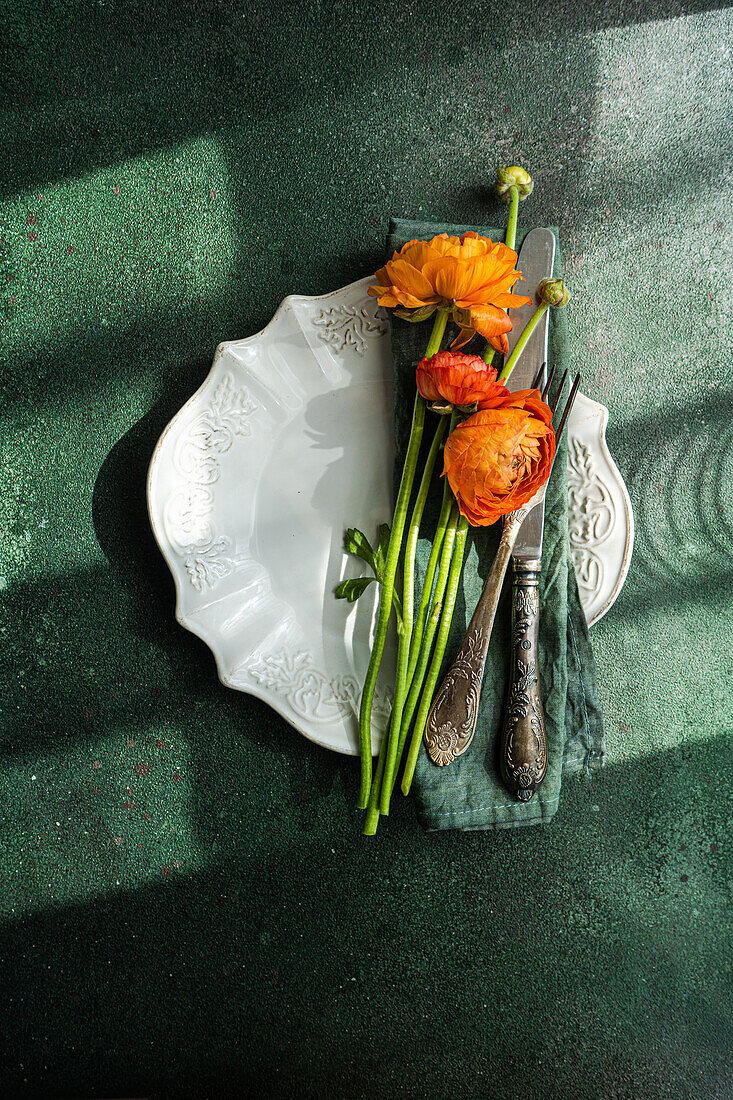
[443,390,556,526]
[415,351,510,411]
[367,231,532,354]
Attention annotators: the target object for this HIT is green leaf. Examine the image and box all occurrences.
[394,304,438,323]
[343,528,377,571]
[334,576,376,603]
[373,523,391,579]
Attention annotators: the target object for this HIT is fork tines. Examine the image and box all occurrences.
[530,362,546,391]
[553,371,581,441]
[548,369,569,414]
[531,364,581,442]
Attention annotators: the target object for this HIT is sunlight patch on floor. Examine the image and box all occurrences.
[0,134,237,366]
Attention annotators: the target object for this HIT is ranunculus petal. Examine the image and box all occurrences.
[369,289,401,307]
[491,290,533,309]
[454,231,491,260]
[400,240,446,270]
[382,257,437,302]
[426,233,455,257]
[391,285,438,309]
[449,326,479,351]
[459,254,516,298]
[368,283,429,309]
[467,304,513,338]
[418,258,469,302]
[487,331,510,356]
[443,393,556,526]
[415,351,508,410]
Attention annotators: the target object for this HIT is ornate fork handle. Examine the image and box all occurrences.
[424,505,531,767]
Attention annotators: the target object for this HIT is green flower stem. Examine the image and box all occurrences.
[505,185,519,252]
[497,302,549,385]
[362,721,389,836]
[379,415,448,814]
[401,513,469,795]
[482,184,524,367]
[357,390,424,806]
[387,506,459,795]
[425,308,449,358]
[392,409,460,772]
[405,481,453,689]
[356,308,448,809]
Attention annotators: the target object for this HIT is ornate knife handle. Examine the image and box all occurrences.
[424,509,527,767]
[499,559,548,801]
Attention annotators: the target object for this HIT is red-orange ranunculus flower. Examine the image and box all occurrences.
[443,390,556,526]
[415,351,510,411]
[367,231,532,354]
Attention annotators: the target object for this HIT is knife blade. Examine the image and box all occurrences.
[507,227,555,561]
[505,226,555,392]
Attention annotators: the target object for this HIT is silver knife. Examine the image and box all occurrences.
[498,229,555,801]
[423,229,556,770]
[503,227,555,385]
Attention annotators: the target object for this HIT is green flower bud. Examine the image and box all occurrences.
[538,277,570,307]
[494,165,534,201]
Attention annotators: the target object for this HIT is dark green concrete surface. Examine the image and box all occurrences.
[1,2,732,1097]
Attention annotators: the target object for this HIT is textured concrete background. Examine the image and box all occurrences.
[1,1,732,1097]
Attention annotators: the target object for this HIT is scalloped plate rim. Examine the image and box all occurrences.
[579,396,635,626]
[145,278,383,754]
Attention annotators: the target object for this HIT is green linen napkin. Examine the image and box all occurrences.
[387,219,605,830]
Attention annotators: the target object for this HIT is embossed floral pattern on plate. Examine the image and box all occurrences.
[566,391,634,626]
[312,300,388,355]
[163,373,257,591]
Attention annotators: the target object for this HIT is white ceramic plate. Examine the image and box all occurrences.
[147,277,633,756]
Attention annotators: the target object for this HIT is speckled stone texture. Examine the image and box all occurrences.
[0,1,731,1097]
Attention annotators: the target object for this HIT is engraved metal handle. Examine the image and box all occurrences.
[499,559,548,801]
[424,509,527,766]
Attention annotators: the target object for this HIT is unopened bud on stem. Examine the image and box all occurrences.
[495,165,534,201]
[538,276,570,307]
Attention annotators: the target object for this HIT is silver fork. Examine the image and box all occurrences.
[423,369,580,769]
